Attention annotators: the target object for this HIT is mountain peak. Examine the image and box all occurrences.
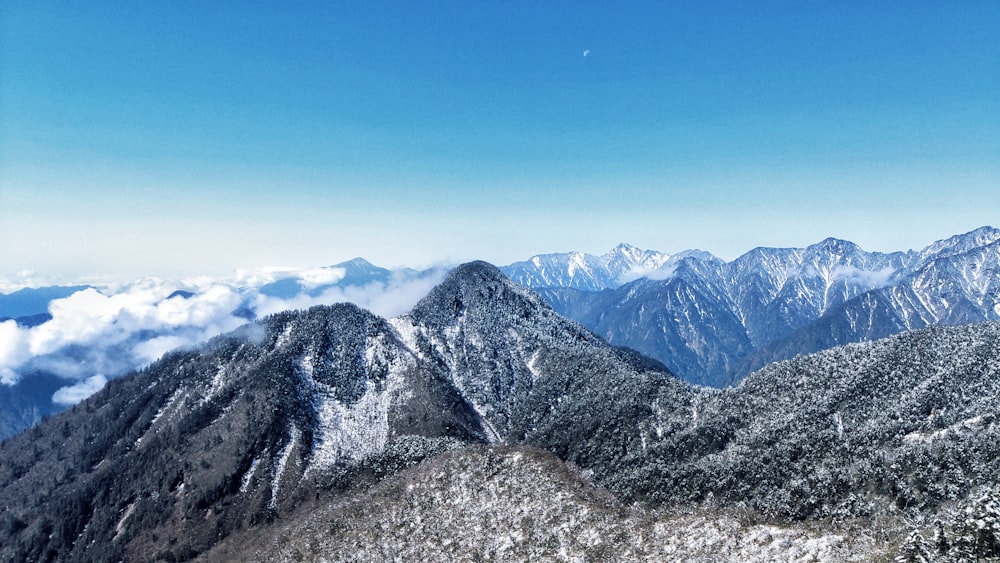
[608,242,640,254]
[408,261,544,323]
[449,260,508,281]
[808,237,861,255]
[919,226,1000,261]
[334,257,377,268]
[326,257,392,287]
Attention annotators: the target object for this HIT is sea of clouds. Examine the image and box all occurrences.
[0,266,448,405]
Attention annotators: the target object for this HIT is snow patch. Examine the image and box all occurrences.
[275,323,295,347]
[525,351,543,383]
[136,387,186,446]
[389,317,422,358]
[304,335,416,472]
[270,426,300,509]
[113,502,135,541]
[239,457,260,494]
[903,414,989,444]
[833,411,845,440]
[309,379,394,470]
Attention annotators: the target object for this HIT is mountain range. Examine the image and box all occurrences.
[1,227,996,442]
[2,261,999,561]
[509,226,1000,386]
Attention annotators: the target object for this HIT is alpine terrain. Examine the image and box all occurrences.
[2,260,999,561]
[515,226,1000,387]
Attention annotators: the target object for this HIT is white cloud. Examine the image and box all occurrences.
[0,320,30,384]
[0,265,448,400]
[298,267,346,289]
[831,265,896,287]
[132,335,191,364]
[0,279,246,386]
[645,263,680,281]
[252,269,448,319]
[52,374,108,406]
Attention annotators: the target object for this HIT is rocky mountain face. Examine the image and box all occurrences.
[217,317,998,562]
[527,227,1000,386]
[2,261,999,561]
[0,302,483,561]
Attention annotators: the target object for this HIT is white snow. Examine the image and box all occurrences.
[275,322,295,348]
[903,414,989,444]
[239,457,260,494]
[388,317,422,356]
[136,387,187,446]
[309,378,394,470]
[269,426,300,509]
[304,334,419,472]
[112,502,135,541]
[525,350,543,383]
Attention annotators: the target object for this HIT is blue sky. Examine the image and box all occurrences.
[1,1,998,280]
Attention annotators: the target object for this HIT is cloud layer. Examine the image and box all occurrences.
[0,266,448,404]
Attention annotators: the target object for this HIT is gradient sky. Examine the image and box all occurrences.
[1,1,998,281]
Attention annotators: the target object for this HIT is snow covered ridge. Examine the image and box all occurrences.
[500,242,672,291]
[525,226,1000,386]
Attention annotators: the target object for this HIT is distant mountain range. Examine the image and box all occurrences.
[2,261,998,560]
[507,226,1000,386]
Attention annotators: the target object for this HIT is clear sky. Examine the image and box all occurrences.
[2,1,998,280]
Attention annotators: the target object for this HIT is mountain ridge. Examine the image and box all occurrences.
[522,227,1000,386]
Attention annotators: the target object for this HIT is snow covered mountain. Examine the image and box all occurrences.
[2,262,999,561]
[532,227,1000,386]
[500,243,671,291]
[0,262,679,561]
[204,446,881,562]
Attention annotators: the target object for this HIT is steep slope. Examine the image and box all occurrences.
[734,238,912,345]
[0,304,485,562]
[0,371,67,439]
[740,234,1000,376]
